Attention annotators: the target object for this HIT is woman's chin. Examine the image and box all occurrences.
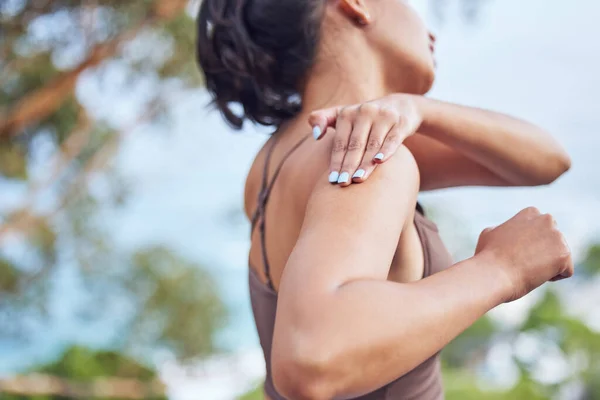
[410,71,435,95]
[421,73,436,95]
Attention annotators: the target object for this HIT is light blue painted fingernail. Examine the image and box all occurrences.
[374,153,385,161]
[353,169,366,180]
[328,171,340,183]
[312,126,322,140]
[337,172,350,184]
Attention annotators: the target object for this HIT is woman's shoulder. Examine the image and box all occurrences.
[243,126,420,226]
[307,143,420,199]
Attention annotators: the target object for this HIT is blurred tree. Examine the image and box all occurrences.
[0,345,167,399]
[124,247,226,360]
[0,0,224,378]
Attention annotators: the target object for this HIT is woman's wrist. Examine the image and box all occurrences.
[468,250,515,306]
[390,93,431,133]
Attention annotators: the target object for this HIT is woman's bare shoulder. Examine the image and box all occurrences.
[306,145,420,218]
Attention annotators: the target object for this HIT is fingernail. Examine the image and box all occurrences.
[352,169,366,180]
[337,172,350,184]
[374,153,385,161]
[312,126,321,140]
[328,171,340,183]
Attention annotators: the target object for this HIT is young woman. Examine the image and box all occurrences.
[197,0,573,399]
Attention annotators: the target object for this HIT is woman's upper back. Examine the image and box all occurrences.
[244,124,332,289]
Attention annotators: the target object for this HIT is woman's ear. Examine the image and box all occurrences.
[338,0,372,25]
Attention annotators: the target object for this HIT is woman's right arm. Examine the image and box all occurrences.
[271,147,573,400]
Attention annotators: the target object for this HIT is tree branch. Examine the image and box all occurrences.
[0,102,161,243]
[0,25,143,138]
[0,0,190,138]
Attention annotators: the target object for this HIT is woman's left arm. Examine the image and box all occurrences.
[406,96,571,190]
[310,95,571,191]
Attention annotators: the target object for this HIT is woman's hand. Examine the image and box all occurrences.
[475,207,574,303]
[309,94,423,187]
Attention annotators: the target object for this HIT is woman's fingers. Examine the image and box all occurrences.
[351,108,398,183]
[350,120,395,183]
[328,107,355,184]
[373,122,410,164]
[312,99,418,186]
[337,105,377,187]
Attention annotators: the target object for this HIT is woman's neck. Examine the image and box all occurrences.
[301,35,417,113]
[301,55,390,112]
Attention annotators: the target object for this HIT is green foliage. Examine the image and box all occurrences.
[521,289,563,331]
[0,257,20,293]
[444,369,511,400]
[442,316,496,368]
[158,14,203,85]
[0,0,226,369]
[442,281,600,399]
[2,346,166,400]
[126,247,227,360]
[34,346,157,381]
[0,215,57,315]
[29,217,58,264]
[0,53,58,109]
[581,244,600,276]
[0,141,28,178]
[40,96,81,145]
[238,385,264,400]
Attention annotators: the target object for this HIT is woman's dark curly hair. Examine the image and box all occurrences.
[196,0,325,129]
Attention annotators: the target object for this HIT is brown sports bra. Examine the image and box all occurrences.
[249,134,454,399]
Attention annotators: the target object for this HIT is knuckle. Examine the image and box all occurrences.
[359,103,379,117]
[558,251,572,263]
[525,206,541,216]
[367,137,383,150]
[339,107,355,120]
[541,213,555,226]
[347,138,364,151]
[332,138,347,153]
[380,107,399,121]
[385,131,402,145]
[480,227,492,237]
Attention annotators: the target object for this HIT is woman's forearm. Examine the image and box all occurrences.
[273,252,508,400]
[408,95,571,186]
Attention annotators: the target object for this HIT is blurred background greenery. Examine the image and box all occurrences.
[0,0,599,399]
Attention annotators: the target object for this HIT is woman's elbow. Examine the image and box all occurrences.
[556,151,572,176]
[537,150,572,185]
[523,146,571,186]
[272,341,336,400]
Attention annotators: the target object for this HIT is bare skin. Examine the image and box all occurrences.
[242,0,573,398]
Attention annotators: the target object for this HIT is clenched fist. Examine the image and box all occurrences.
[475,207,573,303]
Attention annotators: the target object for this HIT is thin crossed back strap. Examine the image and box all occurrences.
[251,133,311,290]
